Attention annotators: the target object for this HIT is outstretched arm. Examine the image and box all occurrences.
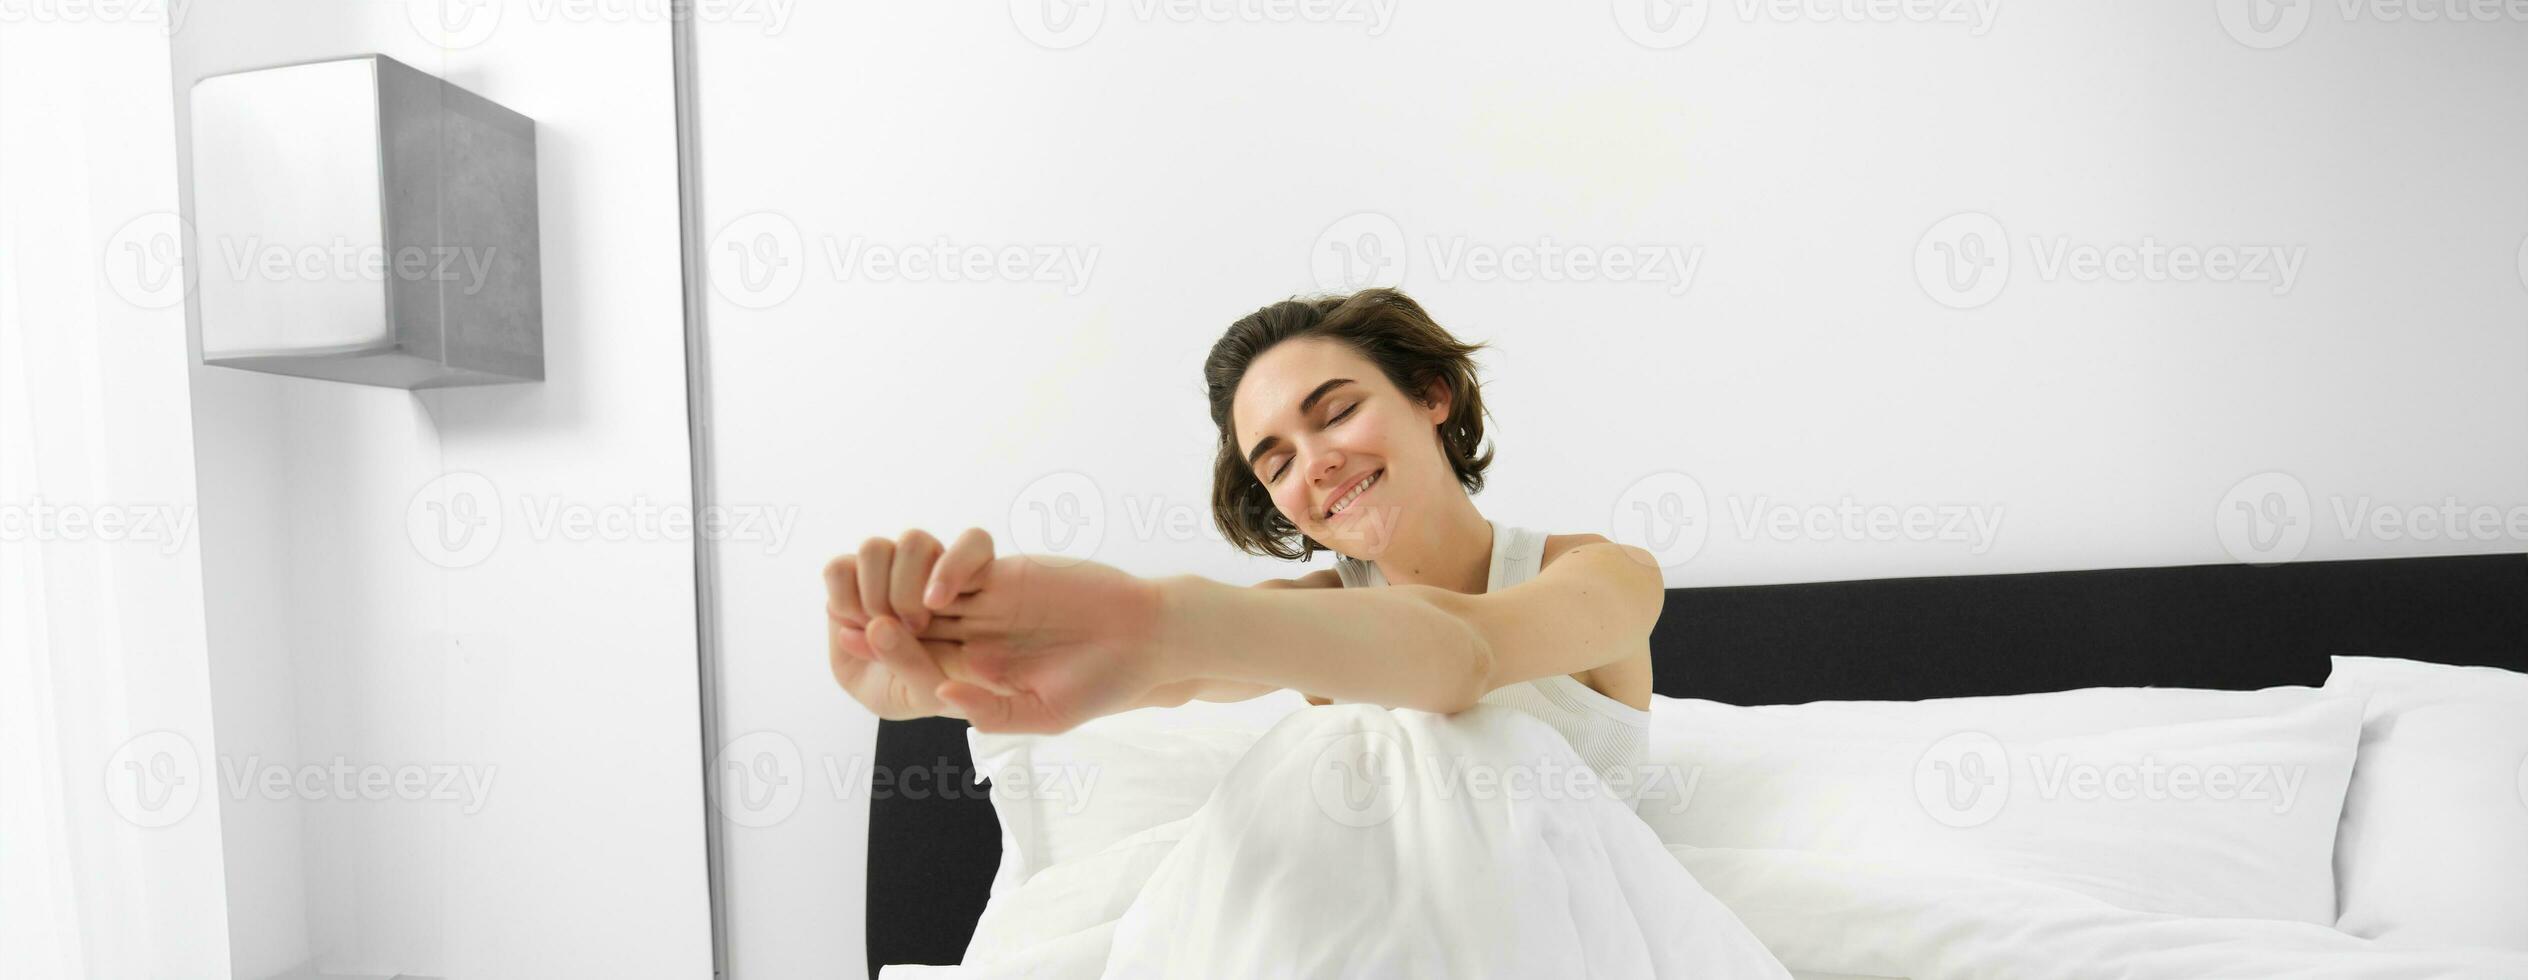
[1140,537,1661,713]
[828,528,1656,733]
[1141,574,1492,715]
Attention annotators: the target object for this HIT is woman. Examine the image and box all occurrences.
[823,287,1662,803]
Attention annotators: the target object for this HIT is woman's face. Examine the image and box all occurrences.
[1231,337,1450,557]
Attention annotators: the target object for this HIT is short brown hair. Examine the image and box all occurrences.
[1203,287,1494,560]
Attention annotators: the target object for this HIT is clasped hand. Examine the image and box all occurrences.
[824,527,1176,734]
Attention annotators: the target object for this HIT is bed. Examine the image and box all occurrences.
[866,552,2528,977]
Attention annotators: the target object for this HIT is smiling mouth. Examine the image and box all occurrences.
[1326,469,1382,520]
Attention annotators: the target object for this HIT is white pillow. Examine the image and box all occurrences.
[2324,656,2528,951]
[1643,686,2364,924]
[965,690,1310,897]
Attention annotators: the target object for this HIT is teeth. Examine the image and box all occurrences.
[1331,471,1378,517]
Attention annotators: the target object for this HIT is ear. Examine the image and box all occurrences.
[1419,378,1453,424]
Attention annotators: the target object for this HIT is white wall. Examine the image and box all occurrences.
[692,3,2528,973]
[171,2,711,977]
[1,17,232,979]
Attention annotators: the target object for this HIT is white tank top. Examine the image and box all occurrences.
[1330,519,1653,812]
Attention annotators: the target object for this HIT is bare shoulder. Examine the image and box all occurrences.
[1540,532,1613,569]
[1253,567,1344,590]
[1538,532,1656,711]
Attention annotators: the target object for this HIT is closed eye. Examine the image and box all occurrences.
[1268,403,1360,482]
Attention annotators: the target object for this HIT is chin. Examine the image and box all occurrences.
[1319,503,1404,557]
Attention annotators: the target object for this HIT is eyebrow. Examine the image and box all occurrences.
[1244,378,1357,472]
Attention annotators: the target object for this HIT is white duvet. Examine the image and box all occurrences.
[1674,845,2528,980]
[880,702,1791,979]
[879,702,2528,980]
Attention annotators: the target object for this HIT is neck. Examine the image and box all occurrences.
[1362,494,1493,595]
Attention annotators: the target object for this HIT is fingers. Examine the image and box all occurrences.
[869,612,1024,701]
[824,555,866,627]
[932,639,1015,694]
[833,621,875,662]
[829,620,869,688]
[936,682,1070,735]
[888,529,943,632]
[866,615,943,694]
[930,554,1029,619]
[856,538,897,629]
[926,527,996,613]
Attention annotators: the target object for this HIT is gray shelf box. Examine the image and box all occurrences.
[190,55,542,388]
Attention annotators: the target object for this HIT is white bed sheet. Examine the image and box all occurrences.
[1675,844,2528,979]
[882,702,1787,979]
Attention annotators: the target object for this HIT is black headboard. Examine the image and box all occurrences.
[866,552,2528,976]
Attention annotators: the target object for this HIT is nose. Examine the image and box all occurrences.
[1307,442,1345,487]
